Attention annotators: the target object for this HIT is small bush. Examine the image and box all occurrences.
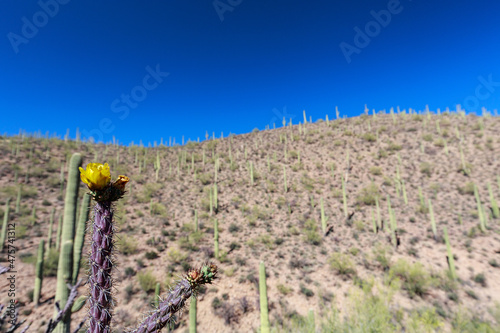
[389,259,430,298]
[117,235,138,255]
[137,270,157,293]
[303,219,322,245]
[362,133,377,142]
[277,284,293,295]
[458,182,475,195]
[144,251,158,260]
[356,182,380,206]
[369,166,382,176]
[150,202,167,216]
[473,273,487,287]
[328,252,356,277]
[420,162,433,177]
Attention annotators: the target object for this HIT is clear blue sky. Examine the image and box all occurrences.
[1,1,499,145]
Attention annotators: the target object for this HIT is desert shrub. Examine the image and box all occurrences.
[277,284,293,295]
[299,284,314,297]
[458,182,475,195]
[406,308,444,332]
[420,162,433,177]
[167,247,188,263]
[422,134,433,142]
[356,182,380,206]
[473,273,487,287]
[362,133,377,142]
[137,270,157,293]
[303,218,321,245]
[389,259,430,298]
[150,202,167,216]
[117,235,138,255]
[136,183,162,203]
[144,251,158,260]
[197,172,212,185]
[328,252,356,277]
[369,166,383,176]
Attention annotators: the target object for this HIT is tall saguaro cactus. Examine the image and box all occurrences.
[0,198,11,251]
[54,153,82,333]
[214,219,219,259]
[73,193,91,285]
[34,239,45,305]
[189,296,197,333]
[259,261,270,333]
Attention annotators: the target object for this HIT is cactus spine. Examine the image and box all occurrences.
[54,153,81,333]
[259,261,270,333]
[0,198,10,251]
[34,239,45,305]
[73,193,90,284]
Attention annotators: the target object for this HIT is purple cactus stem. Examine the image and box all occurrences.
[88,201,115,333]
[127,264,218,333]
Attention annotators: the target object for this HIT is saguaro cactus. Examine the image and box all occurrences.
[320,198,327,233]
[47,208,55,254]
[73,193,91,284]
[15,186,21,213]
[214,219,219,259]
[428,198,437,240]
[54,153,82,333]
[488,182,499,219]
[341,175,348,218]
[189,296,197,333]
[0,198,11,251]
[259,261,270,333]
[155,283,161,307]
[443,227,457,280]
[34,239,45,305]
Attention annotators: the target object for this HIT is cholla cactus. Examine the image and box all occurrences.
[80,163,218,333]
[128,264,218,333]
[80,163,129,333]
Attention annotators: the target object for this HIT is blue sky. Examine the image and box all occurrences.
[1,1,499,145]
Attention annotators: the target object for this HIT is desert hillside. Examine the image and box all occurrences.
[1,109,500,332]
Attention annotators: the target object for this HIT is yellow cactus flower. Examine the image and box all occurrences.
[112,175,129,192]
[79,163,111,191]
